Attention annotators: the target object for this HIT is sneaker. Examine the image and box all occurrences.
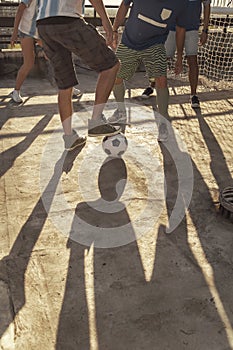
[108,109,127,124]
[72,87,83,99]
[10,90,23,103]
[158,122,169,142]
[191,95,200,108]
[141,87,154,99]
[63,130,86,151]
[88,115,121,137]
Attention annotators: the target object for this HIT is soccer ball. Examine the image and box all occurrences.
[102,133,128,158]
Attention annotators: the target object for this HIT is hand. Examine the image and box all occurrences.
[199,32,208,46]
[174,56,183,75]
[10,32,18,48]
[110,31,119,51]
[102,18,114,47]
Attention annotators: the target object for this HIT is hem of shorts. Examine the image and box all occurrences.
[57,81,79,90]
[95,59,119,73]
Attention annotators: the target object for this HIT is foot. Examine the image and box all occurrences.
[63,130,86,151]
[191,95,200,108]
[72,87,83,100]
[10,90,23,103]
[88,115,121,137]
[141,87,154,99]
[158,122,169,142]
[108,109,127,124]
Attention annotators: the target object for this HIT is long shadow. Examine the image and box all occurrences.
[193,107,233,330]
[0,145,85,339]
[0,114,53,178]
[158,118,233,347]
[195,108,233,189]
[56,127,231,348]
[92,137,231,349]
[0,95,58,130]
[56,156,136,349]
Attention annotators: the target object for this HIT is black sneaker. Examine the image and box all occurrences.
[88,115,121,137]
[63,130,86,151]
[191,95,200,108]
[141,87,154,99]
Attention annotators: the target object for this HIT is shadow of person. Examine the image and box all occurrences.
[54,118,233,349]
[156,117,232,347]
[0,114,53,178]
[194,108,233,190]
[70,156,135,248]
[56,156,136,349]
[0,145,85,341]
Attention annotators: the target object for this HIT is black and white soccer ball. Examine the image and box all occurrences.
[102,133,128,158]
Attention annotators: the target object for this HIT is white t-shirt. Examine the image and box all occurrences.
[18,0,39,39]
[37,0,84,21]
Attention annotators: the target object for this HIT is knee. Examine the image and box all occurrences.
[187,55,198,66]
[111,60,120,74]
[115,77,123,85]
[23,57,35,72]
[28,60,35,71]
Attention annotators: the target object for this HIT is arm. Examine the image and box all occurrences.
[113,1,130,31]
[11,2,26,47]
[200,2,211,45]
[112,0,131,49]
[175,25,186,74]
[89,0,114,46]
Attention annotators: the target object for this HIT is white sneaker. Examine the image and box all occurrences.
[72,87,83,99]
[108,109,127,124]
[63,130,86,151]
[158,122,169,142]
[10,90,23,103]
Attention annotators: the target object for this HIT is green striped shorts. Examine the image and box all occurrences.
[116,43,167,81]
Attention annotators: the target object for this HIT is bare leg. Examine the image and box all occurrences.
[58,87,73,135]
[15,37,35,90]
[187,55,199,96]
[92,61,120,119]
[113,77,126,112]
[155,76,169,118]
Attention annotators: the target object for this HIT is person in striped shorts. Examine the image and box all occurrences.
[109,0,188,141]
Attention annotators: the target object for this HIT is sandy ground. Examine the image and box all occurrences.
[0,64,233,350]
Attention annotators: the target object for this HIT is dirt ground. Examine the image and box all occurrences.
[0,64,233,350]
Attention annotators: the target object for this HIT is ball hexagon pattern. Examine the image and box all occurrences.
[102,133,128,158]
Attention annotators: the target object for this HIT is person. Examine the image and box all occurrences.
[10,0,41,103]
[36,0,121,151]
[142,0,211,108]
[108,0,188,141]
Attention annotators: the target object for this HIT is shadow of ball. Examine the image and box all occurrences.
[102,133,128,158]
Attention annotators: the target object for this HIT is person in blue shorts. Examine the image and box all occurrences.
[108,0,188,141]
[142,0,211,109]
[10,0,40,103]
[36,0,121,151]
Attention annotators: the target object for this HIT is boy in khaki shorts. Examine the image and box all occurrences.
[37,0,121,151]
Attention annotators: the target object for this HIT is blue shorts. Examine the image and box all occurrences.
[18,30,34,39]
[165,30,199,57]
